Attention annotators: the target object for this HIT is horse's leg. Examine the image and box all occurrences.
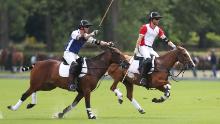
[84,89,96,119]
[110,80,123,104]
[123,80,145,114]
[56,93,84,119]
[26,92,37,109]
[8,88,35,111]
[152,83,171,103]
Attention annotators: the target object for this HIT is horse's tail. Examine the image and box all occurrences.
[21,64,35,72]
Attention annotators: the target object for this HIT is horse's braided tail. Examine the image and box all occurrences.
[21,64,35,72]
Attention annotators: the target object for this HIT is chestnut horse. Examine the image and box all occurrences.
[107,46,195,113]
[7,46,128,119]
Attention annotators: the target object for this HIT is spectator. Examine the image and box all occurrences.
[208,49,218,78]
[191,53,199,78]
[30,54,37,65]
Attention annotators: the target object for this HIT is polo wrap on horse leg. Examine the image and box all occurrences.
[140,58,152,87]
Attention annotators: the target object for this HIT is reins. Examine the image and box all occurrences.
[91,74,108,92]
[169,67,186,82]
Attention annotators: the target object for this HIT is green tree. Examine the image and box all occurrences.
[171,0,220,48]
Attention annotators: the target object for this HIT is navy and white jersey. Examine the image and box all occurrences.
[65,29,87,54]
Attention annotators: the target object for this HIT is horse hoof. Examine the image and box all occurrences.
[152,98,164,103]
[118,99,123,104]
[89,116,96,119]
[152,98,158,103]
[27,103,35,109]
[7,106,12,110]
[138,109,146,114]
[52,112,63,119]
[7,106,15,111]
[58,113,64,119]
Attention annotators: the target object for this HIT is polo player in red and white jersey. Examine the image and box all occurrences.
[134,11,176,87]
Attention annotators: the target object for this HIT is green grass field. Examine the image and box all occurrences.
[0,79,220,124]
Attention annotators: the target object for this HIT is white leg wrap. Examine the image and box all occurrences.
[114,89,123,99]
[12,99,23,110]
[86,108,92,111]
[161,96,168,100]
[131,99,142,110]
[164,84,171,90]
[31,92,37,104]
[86,108,95,118]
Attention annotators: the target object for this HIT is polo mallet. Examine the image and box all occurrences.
[99,0,114,27]
[121,47,140,84]
[121,56,134,84]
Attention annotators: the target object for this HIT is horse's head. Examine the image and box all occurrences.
[105,47,130,69]
[176,46,195,69]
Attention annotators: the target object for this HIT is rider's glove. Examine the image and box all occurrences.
[172,44,176,50]
[134,47,138,54]
[90,30,99,36]
[107,42,115,47]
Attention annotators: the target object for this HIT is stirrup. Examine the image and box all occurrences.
[140,78,147,86]
[69,83,77,92]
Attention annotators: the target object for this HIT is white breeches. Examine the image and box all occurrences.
[63,51,79,65]
[137,46,159,59]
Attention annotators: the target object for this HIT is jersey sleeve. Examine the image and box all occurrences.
[71,30,79,39]
[158,28,166,39]
[139,25,147,35]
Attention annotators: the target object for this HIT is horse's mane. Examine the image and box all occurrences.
[88,51,106,61]
[158,49,176,59]
[87,47,121,62]
[159,46,186,59]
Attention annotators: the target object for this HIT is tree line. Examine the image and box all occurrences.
[1,0,220,52]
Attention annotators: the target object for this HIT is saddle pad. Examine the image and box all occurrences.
[59,58,87,78]
[127,56,156,77]
[128,57,140,74]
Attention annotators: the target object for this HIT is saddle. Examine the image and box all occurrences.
[59,57,88,77]
[127,55,155,78]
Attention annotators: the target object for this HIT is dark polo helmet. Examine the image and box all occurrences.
[148,11,163,20]
[78,20,93,29]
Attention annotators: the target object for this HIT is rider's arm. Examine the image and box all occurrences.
[136,25,147,48]
[159,28,176,49]
[81,30,99,40]
[87,37,113,46]
[87,37,100,45]
[167,41,176,49]
[161,36,176,49]
[136,34,144,48]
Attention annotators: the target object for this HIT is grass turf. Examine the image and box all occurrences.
[0,79,220,124]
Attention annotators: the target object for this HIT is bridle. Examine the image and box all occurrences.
[169,49,191,81]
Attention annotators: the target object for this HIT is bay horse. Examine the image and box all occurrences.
[12,50,24,72]
[0,48,8,70]
[107,46,195,113]
[7,46,128,119]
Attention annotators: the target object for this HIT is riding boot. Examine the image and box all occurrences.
[140,58,152,87]
[69,75,77,92]
[68,61,80,91]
